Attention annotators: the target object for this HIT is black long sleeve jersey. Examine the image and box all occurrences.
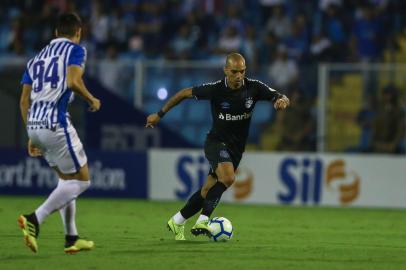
[192,77,283,155]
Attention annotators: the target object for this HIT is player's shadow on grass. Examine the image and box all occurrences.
[109,240,213,255]
[164,240,212,245]
[0,254,49,261]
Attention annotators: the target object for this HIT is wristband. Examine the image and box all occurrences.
[157,109,166,118]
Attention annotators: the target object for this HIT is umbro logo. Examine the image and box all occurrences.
[220,102,230,109]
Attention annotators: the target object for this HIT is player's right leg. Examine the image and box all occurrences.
[167,175,216,240]
[17,213,39,253]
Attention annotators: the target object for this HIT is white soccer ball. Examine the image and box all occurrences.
[209,217,233,242]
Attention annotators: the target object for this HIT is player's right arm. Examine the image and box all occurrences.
[145,87,193,128]
[67,66,101,112]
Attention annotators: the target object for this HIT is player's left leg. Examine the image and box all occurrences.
[59,200,78,239]
[191,162,235,237]
[59,198,94,254]
[167,175,216,240]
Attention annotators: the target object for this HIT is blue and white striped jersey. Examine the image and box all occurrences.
[21,37,86,130]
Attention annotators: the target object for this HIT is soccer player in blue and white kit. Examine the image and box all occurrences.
[18,13,101,254]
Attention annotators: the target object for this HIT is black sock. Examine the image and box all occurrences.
[180,188,204,219]
[27,212,39,225]
[201,182,227,217]
[65,235,79,247]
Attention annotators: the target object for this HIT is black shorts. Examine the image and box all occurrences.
[204,138,242,178]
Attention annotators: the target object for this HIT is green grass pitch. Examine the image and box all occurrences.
[0,196,405,270]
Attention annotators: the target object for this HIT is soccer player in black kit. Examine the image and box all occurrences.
[145,53,290,240]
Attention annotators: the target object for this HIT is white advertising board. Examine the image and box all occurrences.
[149,149,406,208]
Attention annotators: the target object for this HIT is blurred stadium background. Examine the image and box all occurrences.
[1,0,406,269]
[1,0,406,152]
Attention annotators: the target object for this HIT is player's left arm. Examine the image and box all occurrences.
[67,45,101,112]
[255,80,290,110]
[67,66,100,112]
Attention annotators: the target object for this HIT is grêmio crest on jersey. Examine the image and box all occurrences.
[245,97,253,109]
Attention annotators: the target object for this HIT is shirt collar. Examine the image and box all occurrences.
[50,37,72,44]
[224,77,245,89]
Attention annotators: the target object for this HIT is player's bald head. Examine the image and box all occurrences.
[223,53,246,89]
[225,53,246,69]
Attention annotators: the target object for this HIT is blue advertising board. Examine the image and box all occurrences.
[0,149,147,198]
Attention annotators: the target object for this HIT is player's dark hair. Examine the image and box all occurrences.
[56,13,82,37]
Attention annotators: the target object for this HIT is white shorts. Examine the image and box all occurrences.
[28,124,88,174]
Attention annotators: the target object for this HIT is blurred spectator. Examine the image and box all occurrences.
[90,1,110,52]
[350,4,384,61]
[79,20,96,59]
[7,18,25,55]
[241,25,259,68]
[213,25,243,55]
[259,0,287,25]
[135,1,165,57]
[282,14,310,61]
[98,44,120,90]
[265,5,291,40]
[180,9,217,59]
[319,0,342,11]
[127,29,144,58]
[268,45,299,90]
[321,3,349,61]
[169,24,197,60]
[309,34,333,62]
[98,44,132,99]
[275,88,316,151]
[258,31,279,65]
[347,95,376,152]
[109,7,129,51]
[370,85,405,154]
[222,4,245,34]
